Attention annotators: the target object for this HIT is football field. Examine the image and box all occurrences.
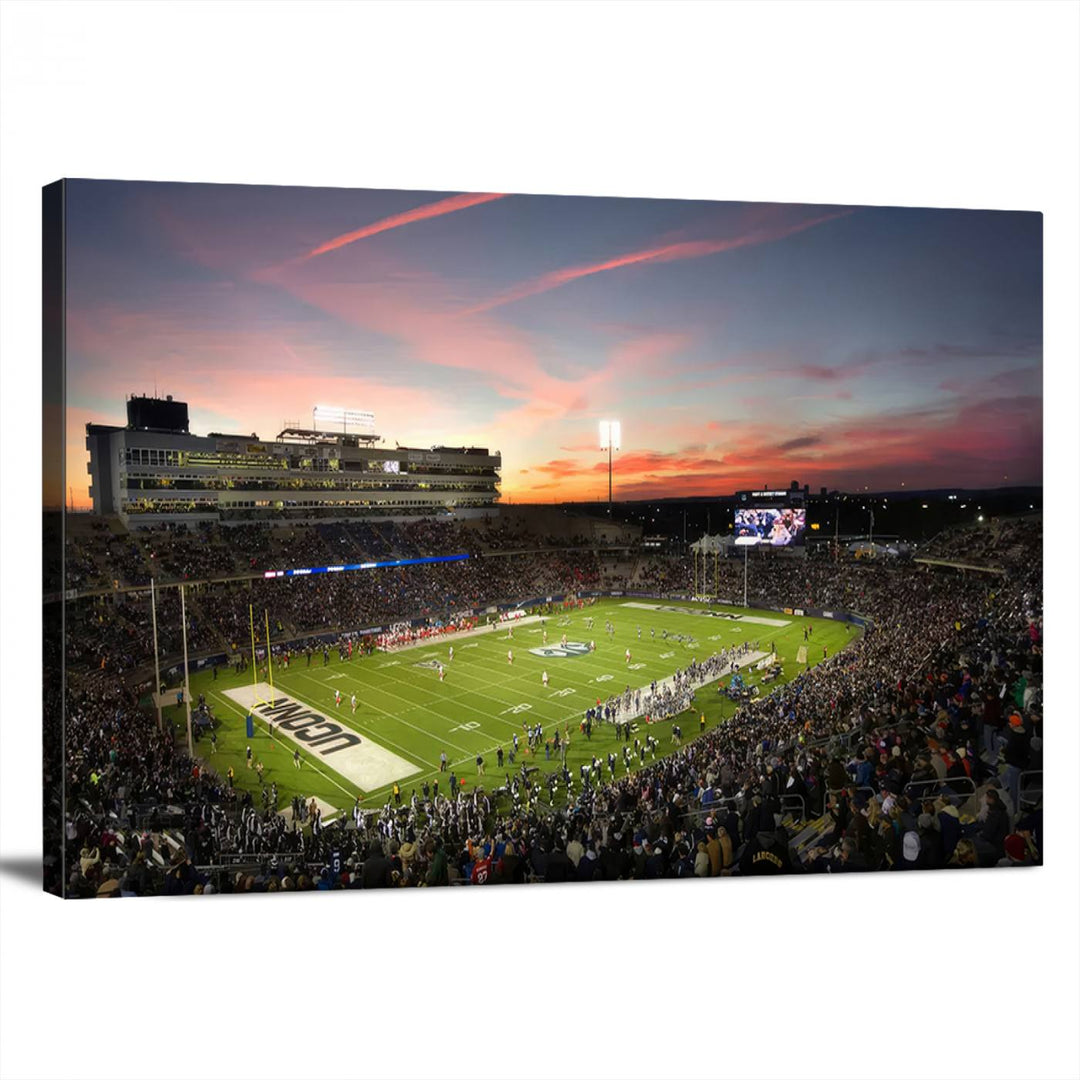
[169,598,858,819]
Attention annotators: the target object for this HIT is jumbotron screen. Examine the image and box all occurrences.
[734,506,806,546]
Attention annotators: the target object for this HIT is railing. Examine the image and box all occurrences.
[1018,769,1043,809]
[682,795,742,820]
[196,850,303,868]
[682,791,813,826]
[903,776,978,806]
[824,785,878,805]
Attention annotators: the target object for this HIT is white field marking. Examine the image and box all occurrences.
[440,648,673,725]
[358,724,538,804]
[309,615,749,746]
[594,674,614,683]
[207,689,355,805]
[298,665,525,751]
[368,651,579,734]
[274,672,444,765]
[283,669,469,762]
[225,683,422,791]
[618,601,791,627]
[361,735,518,804]
[378,660,401,668]
[361,688,690,807]
[344,617,674,799]
[293,657,533,737]
[348,661,541,736]
[432,635,678,707]
[660,651,675,659]
[354,639,797,806]
[628,663,646,670]
[550,687,575,697]
[468,630,773,717]
[325,672,347,680]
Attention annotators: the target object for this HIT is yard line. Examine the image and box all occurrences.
[234,670,439,775]
[441,634,714,703]
[277,675,440,771]
[378,665,589,739]
[280,667,506,752]
[282,669,474,761]
[319,654,557,738]
[284,666,504,740]
[296,657,520,715]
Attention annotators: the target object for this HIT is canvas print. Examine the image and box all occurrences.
[42,181,1042,897]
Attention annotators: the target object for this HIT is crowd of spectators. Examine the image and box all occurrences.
[918,517,1041,570]
[69,515,639,591]
[65,546,608,671]
[57,518,1043,895]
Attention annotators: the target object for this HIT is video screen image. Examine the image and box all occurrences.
[734,506,806,546]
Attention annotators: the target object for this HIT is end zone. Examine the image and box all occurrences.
[224,683,420,792]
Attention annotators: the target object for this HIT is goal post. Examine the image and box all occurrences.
[264,607,276,707]
[248,603,277,708]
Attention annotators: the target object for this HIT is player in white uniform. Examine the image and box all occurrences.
[507,649,514,665]
[350,693,357,713]
[625,648,632,664]
[335,689,342,708]
[438,664,445,681]
[448,646,454,662]
[542,670,549,688]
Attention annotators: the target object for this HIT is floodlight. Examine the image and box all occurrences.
[313,406,376,433]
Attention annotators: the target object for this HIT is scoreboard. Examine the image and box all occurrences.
[733,489,807,547]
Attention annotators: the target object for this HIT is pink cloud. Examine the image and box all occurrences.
[301,191,508,261]
[460,208,854,315]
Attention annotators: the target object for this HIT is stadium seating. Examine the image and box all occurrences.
[53,517,1043,895]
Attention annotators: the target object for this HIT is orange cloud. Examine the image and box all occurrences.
[461,208,854,315]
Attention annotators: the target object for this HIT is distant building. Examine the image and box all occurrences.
[85,395,501,525]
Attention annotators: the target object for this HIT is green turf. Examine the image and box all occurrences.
[169,598,857,817]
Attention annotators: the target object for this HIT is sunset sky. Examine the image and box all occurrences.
[63,181,1042,508]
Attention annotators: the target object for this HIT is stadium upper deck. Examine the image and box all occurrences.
[85,395,502,524]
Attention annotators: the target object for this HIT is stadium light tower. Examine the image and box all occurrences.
[599,420,621,517]
[313,405,376,436]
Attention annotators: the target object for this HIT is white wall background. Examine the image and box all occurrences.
[2,3,1077,1078]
